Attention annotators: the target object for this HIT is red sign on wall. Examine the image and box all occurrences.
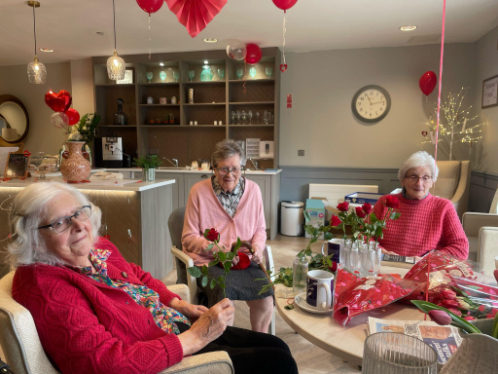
[287,94,292,108]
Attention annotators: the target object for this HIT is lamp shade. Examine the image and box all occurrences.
[27,56,47,84]
[107,50,126,80]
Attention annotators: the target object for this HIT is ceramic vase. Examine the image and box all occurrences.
[60,141,91,183]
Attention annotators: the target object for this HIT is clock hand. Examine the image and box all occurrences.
[371,101,385,105]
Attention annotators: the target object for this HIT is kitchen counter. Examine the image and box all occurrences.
[106,168,282,175]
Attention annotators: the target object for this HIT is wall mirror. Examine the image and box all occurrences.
[0,95,29,146]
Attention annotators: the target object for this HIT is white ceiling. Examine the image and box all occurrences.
[0,0,497,66]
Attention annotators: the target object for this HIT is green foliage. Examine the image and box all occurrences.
[133,155,163,169]
[68,113,101,143]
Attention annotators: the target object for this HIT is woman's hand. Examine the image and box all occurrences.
[169,298,208,322]
[380,247,398,256]
[178,298,234,356]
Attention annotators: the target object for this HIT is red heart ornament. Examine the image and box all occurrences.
[280,64,288,73]
[422,131,428,137]
[44,90,72,112]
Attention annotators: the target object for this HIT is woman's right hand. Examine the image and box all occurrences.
[178,298,234,356]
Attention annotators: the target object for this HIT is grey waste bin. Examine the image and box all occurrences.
[281,201,304,236]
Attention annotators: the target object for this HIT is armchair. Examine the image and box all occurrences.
[462,213,498,275]
[435,160,470,219]
[0,272,233,374]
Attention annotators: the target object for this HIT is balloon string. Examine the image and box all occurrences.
[282,11,287,65]
[148,15,152,61]
[243,61,247,94]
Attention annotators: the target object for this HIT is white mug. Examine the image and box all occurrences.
[321,238,343,263]
[306,270,334,310]
[495,255,498,270]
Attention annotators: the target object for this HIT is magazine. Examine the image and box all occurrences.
[367,317,462,364]
[381,253,416,269]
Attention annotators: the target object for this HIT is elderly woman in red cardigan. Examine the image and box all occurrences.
[7,182,296,374]
[182,140,274,333]
[373,151,469,260]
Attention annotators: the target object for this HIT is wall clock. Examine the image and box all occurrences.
[351,85,391,123]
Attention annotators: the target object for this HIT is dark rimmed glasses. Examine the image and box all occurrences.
[38,205,92,234]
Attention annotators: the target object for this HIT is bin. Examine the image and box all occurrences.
[281,201,304,236]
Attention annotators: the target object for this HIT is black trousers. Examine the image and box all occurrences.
[177,323,298,374]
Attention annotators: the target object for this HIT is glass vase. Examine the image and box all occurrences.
[349,241,360,276]
[293,257,308,294]
[341,238,352,271]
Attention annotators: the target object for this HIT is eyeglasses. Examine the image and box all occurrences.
[406,175,432,183]
[38,205,92,234]
[215,166,241,176]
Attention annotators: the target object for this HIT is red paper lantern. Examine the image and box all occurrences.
[419,71,437,96]
[65,108,80,126]
[136,0,163,14]
[245,43,262,64]
[272,0,298,11]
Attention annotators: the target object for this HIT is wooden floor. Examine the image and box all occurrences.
[163,235,360,374]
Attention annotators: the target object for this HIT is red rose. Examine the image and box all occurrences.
[205,228,219,242]
[329,261,338,272]
[337,202,349,212]
[362,203,373,215]
[330,215,341,227]
[385,195,400,209]
[355,206,366,218]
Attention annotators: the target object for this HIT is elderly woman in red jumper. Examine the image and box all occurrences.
[7,182,296,374]
[182,139,274,333]
[373,151,469,260]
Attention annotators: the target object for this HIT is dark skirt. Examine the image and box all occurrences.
[197,262,274,308]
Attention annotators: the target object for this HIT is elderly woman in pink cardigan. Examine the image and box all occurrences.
[182,140,273,333]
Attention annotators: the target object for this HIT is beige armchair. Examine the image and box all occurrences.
[462,213,498,275]
[435,160,470,219]
[0,272,234,374]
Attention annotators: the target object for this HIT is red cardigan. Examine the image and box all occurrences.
[12,238,184,374]
[372,193,468,259]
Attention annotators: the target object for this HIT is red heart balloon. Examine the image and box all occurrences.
[280,64,288,73]
[422,131,428,137]
[65,108,80,125]
[44,90,72,112]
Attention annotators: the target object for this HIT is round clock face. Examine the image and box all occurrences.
[352,85,391,123]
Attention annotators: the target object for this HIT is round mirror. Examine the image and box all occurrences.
[0,95,29,146]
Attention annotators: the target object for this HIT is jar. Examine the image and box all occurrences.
[171,96,177,104]
[159,97,167,104]
[293,257,309,293]
[147,97,154,104]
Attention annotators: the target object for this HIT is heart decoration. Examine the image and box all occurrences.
[422,131,428,137]
[44,90,72,113]
[280,64,288,73]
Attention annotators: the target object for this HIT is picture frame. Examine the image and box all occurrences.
[116,68,134,85]
[4,152,29,179]
[482,74,498,109]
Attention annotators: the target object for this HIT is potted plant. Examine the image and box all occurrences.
[133,155,162,182]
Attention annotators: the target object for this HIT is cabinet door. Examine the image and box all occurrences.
[184,173,211,206]
[154,172,184,210]
[244,175,271,229]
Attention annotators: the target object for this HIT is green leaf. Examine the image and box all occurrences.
[218,251,226,261]
[284,268,293,277]
[392,212,401,220]
[201,276,208,287]
[224,261,232,271]
[206,243,214,251]
[187,266,202,278]
[304,225,315,235]
[208,260,219,267]
[369,213,379,223]
[410,300,481,334]
[303,211,311,222]
[324,232,334,240]
[492,312,498,339]
[284,305,295,310]
[227,252,236,260]
[201,265,208,276]
[219,280,226,289]
[203,228,211,238]
[210,279,216,289]
[234,237,242,252]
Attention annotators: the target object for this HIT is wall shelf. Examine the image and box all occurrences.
[139,104,180,107]
[183,81,226,85]
[229,101,274,105]
[96,84,136,87]
[183,103,226,106]
[229,79,275,83]
[99,125,137,128]
[228,124,274,128]
[138,82,180,86]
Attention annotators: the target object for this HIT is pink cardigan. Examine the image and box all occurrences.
[372,193,469,259]
[12,238,183,374]
[182,177,267,266]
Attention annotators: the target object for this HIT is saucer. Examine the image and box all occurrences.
[294,292,333,314]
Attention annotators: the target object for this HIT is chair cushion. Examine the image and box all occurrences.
[168,207,186,249]
[435,161,461,199]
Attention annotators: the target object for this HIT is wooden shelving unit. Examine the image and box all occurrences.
[92,48,280,168]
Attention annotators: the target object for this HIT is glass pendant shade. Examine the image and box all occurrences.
[107,50,125,80]
[27,56,47,84]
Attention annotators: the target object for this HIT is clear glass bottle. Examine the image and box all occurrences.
[373,242,382,275]
[293,256,308,294]
[341,238,352,271]
[350,241,359,276]
[113,98,128,125]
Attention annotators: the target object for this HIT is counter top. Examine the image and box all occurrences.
[0,178,175,192]
[106,168,282,175]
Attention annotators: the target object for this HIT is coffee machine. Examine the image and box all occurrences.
[95,137,128,168]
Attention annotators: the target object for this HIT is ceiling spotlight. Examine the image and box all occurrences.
[400,25,417,32]
[96,31,105,35]
[40,48,53,52]
[203,38,218,43]
[159,62,164,66]
[204,60,209,64]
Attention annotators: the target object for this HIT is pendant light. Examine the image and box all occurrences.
[107,0,125,80]
[27,1,47,84]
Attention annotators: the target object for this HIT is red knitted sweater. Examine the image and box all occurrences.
[372,193,469,259]
[12,238,184,374]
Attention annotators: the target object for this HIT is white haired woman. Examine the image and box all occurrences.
[182,139,274,333]
[372,151,469,259]
[7,182,297,374]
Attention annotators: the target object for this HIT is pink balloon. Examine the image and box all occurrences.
[245,43,262,64]
[272,0,298,11]
[419,71,437,96]
[50,112,69,129]
[136,0,163,14]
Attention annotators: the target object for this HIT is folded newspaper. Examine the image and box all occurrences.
[367,317,462,364]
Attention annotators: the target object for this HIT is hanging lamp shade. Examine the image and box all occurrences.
[27,55,47,84]
[27,1,46,84]
[107,50,125,80]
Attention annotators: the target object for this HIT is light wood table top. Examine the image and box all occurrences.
[275,266,424,367]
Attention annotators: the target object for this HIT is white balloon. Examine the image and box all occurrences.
[226,39,247,61]
[51,112,69,129]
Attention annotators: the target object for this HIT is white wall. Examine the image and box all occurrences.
[474,25,498,175]
[279,43,477,168]
[70,58,95,115]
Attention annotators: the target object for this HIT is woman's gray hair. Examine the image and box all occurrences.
[398,151,439,182]
[5,181,101,268]
[211,139,246,168]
